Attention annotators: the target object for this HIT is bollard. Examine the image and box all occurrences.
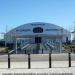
[28,54,31,69]
[49,52,51,68]
[8,53,10,68]
[68,53,71,67]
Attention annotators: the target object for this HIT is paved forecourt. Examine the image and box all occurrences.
[0,53,75,74]
[0,62,75,75]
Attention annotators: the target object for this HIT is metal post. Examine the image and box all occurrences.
[68,53,71,67]
[49,52,51,68]
[8,53,10,68]
[59,39,62,53]
[20,39,22,49]
[60,29,63,53]
[28,54,31,69]
[16,38,17,54]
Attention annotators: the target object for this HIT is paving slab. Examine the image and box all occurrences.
[0,61,74,75]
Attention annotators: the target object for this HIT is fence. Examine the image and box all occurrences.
[0,53,74,69]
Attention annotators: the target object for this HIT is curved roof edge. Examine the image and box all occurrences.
[6,22,70,34]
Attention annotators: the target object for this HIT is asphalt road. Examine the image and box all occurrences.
[0,53,75,62]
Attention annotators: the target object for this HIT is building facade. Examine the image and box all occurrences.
[4,22,71,54]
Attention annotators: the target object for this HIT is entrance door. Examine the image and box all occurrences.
[35,37,42,43]
[34,37,42,54]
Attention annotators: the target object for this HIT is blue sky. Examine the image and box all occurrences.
[0,0,75,38]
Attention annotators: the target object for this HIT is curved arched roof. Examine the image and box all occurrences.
[6,22,70,37]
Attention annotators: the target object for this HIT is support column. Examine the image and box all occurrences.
[21,39,22,49]
[59,39,62,53]
[42,48,43,54]
[36,43,40,54]
[16,38,17,54]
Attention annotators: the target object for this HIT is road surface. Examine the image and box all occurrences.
[0,53,75,62]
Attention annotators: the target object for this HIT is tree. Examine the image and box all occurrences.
[63,44,75,53]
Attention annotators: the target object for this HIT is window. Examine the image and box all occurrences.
[33,27,43,33]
